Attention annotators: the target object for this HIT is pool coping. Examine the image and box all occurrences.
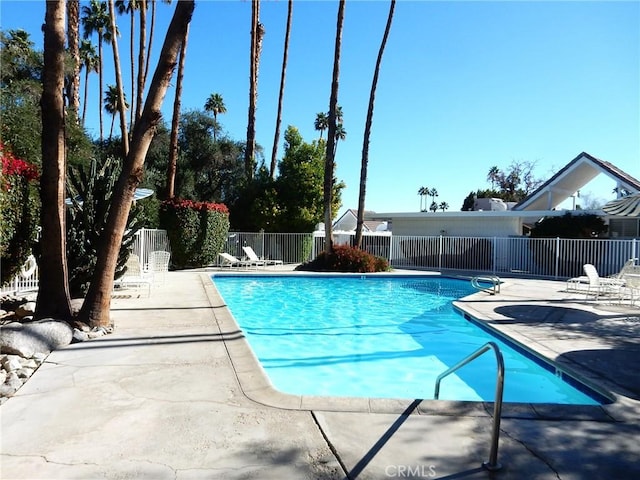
[201,272,638,422]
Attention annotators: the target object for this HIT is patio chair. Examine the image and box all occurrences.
[567,259,634,293]
[242,245,283,266]
[114,254,153,297]
[218,252,252,269]
[580,264,626,300]
[149,250,171,285]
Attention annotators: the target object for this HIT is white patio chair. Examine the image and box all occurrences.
[114,254,153,297]
[149,250,171,285]
[582,264,626,301]
[218,252,252,269]
[242,245,283,266]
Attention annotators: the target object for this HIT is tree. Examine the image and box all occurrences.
[355,0,395,248]
[35,0,72,321]
[107,0,129,154]
[115,0,140,129]
[78,0,195,327]
[104,84,129,140]
[323,0,346,254]
[439,201,449,212]
[417,186,428,211]
[82,0,112,142]
[66,0,81,118]
[487,165,499,189]
[270,0,293,179]
[79,39,99,126]
[204,92,226,142]
[167,23,189,199]
[245,0,265,180]
[314,112,328,140]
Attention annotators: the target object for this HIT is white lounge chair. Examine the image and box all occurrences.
[242,246,283,266]
[567,259,634,294]
[114,254,154,297]
[218,252,252,268]
[580,263,626,300]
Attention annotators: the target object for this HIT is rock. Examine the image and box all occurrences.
[1,354,23,372]
[72,328,90,343]
[16,367,34,379]
[0,371,23,396]
[20,358,38,369]
[15,301,36,319]
[0,319,73,357]
[0,369,6,384]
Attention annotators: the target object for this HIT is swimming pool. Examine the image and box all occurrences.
[212,275,607,405]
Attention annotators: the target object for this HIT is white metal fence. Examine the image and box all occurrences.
[1,228,170,296]
[3,230,639,294]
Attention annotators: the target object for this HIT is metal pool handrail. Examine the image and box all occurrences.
[434,341,505,471]
[471,275,501,295]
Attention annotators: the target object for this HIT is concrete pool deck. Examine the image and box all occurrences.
[1,268,639,479]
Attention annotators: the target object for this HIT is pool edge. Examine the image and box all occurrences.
[201,272,624,421]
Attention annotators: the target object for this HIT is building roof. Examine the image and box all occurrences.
[334,208,386,232]
[513,152,640,211]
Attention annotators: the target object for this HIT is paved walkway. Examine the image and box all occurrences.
[1,269,639,479]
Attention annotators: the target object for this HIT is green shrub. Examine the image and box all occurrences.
[160,198,229,269]
[0,143,40,285]
[296,244,390,273]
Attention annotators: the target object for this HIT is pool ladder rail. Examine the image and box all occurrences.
[471,275,501,295]
[434,341,505,471]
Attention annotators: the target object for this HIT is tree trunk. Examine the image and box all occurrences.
[135,0,147,124]
[129,7,135,130]
[78,0,195,328]
[36,0,72,321]
[98,33,104,143]
[66,0,81,119]
[167,23,190,199]
[108,0,129,155]
[245,0,261,180]
[323,0,345,254]
[82,67,89,125]
[270,0,292,179]
[355,0,395,248]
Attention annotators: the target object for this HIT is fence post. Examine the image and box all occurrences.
[492,237,497,275]
[438,235,443,272]
[554,237,560,280]
[389,234,394,267]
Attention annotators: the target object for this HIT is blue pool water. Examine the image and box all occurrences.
[212,275,607,405]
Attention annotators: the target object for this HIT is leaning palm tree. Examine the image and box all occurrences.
[204,92,227,142]
[82,0,112,142]
[104,84,129,140]
[270,0,293,178]
[355,0,395,247]
[79,39,99,126]
[323,0,346,254]
[314,112,328,140]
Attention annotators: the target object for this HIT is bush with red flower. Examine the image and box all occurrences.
[296,244,390,273]
[1,143,41,285]
[159,197,230,269]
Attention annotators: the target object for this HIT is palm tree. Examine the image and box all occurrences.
[167,23,190,199]
[36,0,73,321]
[79,39,99,126]
[245,1,265,180]
[115,0,139,129]
[333,122,346,156]
[204,92,227,142]
[487,165,500,189]
[82,0,112,142]
[104,84,129,140]
[323,0,346,254]
[418,186,427,211]
[78,0,195,328]
[270,0,293,178]
[429,187,439,206]
[439,201,449,212]
[314,112,328,140]
[107,0,129,153]
[66,0,81,119]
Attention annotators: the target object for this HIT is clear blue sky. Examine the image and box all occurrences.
[2,0,639,216]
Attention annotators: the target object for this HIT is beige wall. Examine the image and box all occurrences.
[391,216,522,237]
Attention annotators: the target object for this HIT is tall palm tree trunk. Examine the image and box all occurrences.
[79,0,195,328]
[167,23,189,199]
[108,0,129,154]
[135,0,147,123]
[36,0,72,320]
[245,0,262,180]
[323,0,345,254]
[270,0,292,178]
[98,35,104,142]
[66,0,81,119]
[82,67,90,124]
[129,4,136,129]
[355,0,395,247]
